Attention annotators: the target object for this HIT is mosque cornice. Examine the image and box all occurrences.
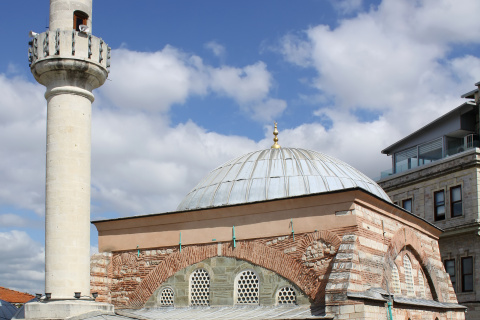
[93,188,441,252]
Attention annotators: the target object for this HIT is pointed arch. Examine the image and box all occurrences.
[385,227,444,302]
[126,240,327,308]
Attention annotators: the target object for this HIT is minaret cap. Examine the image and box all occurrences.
[271,122,281,149]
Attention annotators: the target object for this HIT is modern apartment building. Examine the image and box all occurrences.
[377,84,480,319]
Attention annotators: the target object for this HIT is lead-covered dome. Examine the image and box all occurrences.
[177,148,391,211]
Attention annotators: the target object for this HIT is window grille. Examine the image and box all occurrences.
[277,287,296,305]
[404,255,415,296]
[189,268,210,306]
[235,270,259,304]
[391,264,401,295]
[418,269,426,297]
[158,287,174,306]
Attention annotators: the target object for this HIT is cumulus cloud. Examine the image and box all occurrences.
[91,110,259,216]
[99,47,286,122]
[0,230,44,294]
[0,214,35,228]
[100,46,208,112]
[204,40,226,58]
[0,74,46,216]
[330,0,363,15]
[279,0,480,167]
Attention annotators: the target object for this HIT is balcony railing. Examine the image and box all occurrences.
[379,134,479,179]
[28,30,110,72]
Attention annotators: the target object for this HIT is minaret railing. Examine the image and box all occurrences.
[29,30,110,72]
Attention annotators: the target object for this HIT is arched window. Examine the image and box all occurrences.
[404,255,415,296]
[418,269,426,297]
[277,287,296,305]
[235,270,259,304]
[189,268,210,306]
[158,287,174,307]
[73,11,89,31]
[392,264,401,294]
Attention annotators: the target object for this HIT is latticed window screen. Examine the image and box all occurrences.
[418,269,426,297]
[235,270,259,304]
[392,264,401,295]
[404,255,415,296]
[189,268,210,306]
[158,287,174,306]
[277,287,296,305]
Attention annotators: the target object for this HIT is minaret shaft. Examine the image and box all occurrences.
[49,0,93,31]
[45,90,92,299]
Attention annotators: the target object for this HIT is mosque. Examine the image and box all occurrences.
[89,126,466,320]
[23,0,466,319]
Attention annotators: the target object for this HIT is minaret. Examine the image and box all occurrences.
[27,0,113,318]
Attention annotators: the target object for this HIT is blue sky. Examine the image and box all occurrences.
[1,0,480,294]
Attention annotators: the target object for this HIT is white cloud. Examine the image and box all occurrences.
[0,230,44,294]
[330,0,363,15]
[250,98,287,123]
[210,62,271,104]
[204,41,226,58]
[91,110,259,216]
[99,48,286,122]
[100,46,208,113]
[0,74,46,216]
[0,214,34,228]
[280,0,480,141]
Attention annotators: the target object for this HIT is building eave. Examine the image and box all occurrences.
[381,102,476,155]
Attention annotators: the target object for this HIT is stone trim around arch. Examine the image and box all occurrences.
[126,239,327,309]
[385,227,443,302]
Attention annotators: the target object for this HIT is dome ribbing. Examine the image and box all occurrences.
[177,148,391,211]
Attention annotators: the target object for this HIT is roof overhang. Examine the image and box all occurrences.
[381,101,476,155]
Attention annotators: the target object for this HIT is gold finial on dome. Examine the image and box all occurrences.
[271,122,281,149]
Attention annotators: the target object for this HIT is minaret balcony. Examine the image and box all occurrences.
[29,30,110,72]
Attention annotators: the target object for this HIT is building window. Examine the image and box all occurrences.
[444,259,456,293]
[158,287,174,307]
[277,287,296,305]
[434,190,445,221]
[402,198,413,213]
[461,257,473,292]
[418,138,443,166]
[450,186,463,217]
[189,268,210,306]
[391,264,401,295]
[73,10,88,31]
[235,270,259,304]
[404,255,415,296]
[418,269,426,297]
[394,146,418,174]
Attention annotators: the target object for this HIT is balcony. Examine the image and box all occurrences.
[379,134,479,179]
[28,30,110,72]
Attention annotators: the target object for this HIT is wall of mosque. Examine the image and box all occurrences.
[91,192,465,319]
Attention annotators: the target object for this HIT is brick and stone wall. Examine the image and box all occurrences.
[378,149,480,319]
[91,192,465,319]
[143,256,310,307]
